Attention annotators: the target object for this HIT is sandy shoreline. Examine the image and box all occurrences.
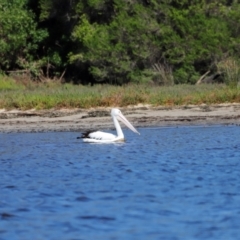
[0,104,240,133]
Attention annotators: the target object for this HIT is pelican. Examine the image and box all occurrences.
[80,108,140,143]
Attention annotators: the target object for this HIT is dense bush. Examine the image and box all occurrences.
[0,0,47,77]
[1,0,240,85]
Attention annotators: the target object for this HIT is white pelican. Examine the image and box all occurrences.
[80,108,140,143]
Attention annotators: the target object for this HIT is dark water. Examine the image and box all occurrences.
[1,125,240,240]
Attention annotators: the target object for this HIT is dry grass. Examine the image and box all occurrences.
[0,75,240,110]
[217,57,240,87]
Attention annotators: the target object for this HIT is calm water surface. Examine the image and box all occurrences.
[1,125,240,240]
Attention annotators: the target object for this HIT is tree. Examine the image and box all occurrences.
[0,0,47,77]
[69,0,235,84]
[2,0,240,84]
[164,1,231,83]
[70,1,164,84]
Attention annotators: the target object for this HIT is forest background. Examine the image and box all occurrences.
[1,0,240,86]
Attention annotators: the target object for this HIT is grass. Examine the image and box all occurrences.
[0,75,25,91]
[217,57,240,87]
[0,76,240,110]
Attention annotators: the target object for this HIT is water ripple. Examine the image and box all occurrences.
[1,126,240,239]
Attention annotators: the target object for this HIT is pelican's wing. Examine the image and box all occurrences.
[80,130,96,139]
[81,131,117,142]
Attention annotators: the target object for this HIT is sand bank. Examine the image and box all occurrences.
[0,104,240,133]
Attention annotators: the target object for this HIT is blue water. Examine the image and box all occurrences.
[1,125,240,240]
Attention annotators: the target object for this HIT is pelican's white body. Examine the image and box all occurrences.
[82,131,124,143]
[82,108,139,143]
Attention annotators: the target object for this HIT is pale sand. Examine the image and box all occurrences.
[0,104,240,133]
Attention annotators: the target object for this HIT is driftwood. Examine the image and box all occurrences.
[196,71,223,85]
[59,68,66,82]
[196,71,210,85]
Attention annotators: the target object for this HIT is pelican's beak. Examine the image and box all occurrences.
[117,112,140,135]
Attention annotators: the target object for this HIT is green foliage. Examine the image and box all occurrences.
[69,0,239,84]
[70,2,161,84]
[161,2,231,83]
[1,0,240,84]
[0,0,47,73]
[0,75,24,91]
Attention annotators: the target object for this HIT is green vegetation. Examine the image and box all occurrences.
[0,0,47,76]
[0,76,24,91]
[1,0,240,85]
[0,77,239,110]
[217,58,240,87]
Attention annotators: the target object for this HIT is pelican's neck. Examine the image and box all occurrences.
[113,116,124,138]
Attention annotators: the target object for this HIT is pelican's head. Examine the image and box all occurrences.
[111,108,140,135]
[111,108,122,117]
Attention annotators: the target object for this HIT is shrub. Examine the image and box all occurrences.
[217,58,240,87]
[0,0,47,76]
